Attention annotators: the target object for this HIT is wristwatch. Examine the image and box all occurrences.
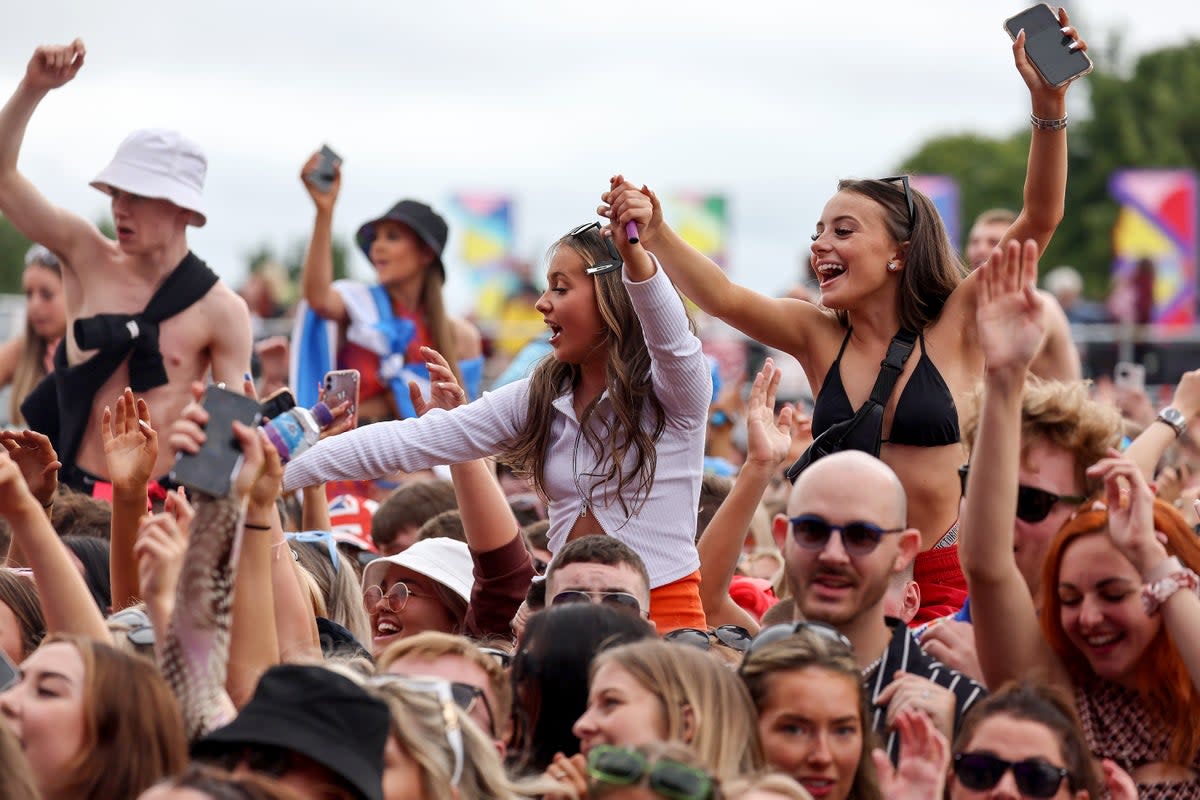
[1156,407,1188,438]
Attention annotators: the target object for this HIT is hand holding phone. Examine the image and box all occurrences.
[169,386,262,498]
[1004,4,1092,88]
[1114,361,1146,393]
[303,144,343,195]
[324,369,360,429]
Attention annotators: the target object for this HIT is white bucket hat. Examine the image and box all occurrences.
[90,128,208,227]
[362,537,474,605]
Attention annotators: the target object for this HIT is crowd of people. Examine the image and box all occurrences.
[0,15,1198,800]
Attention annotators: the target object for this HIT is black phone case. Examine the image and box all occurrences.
[170,386,262,497]
[260,388,297,422]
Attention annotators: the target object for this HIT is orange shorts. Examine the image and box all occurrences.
[648,570,707,634]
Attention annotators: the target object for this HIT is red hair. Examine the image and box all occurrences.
[1040,498,1200,764]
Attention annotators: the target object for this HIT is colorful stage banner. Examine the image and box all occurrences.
[664,193,729,270]
[911,175,961,254]
[1108,169,1198,327]
[446,193,516,320]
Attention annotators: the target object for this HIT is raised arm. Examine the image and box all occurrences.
[101,388,157,611]
[601,178,826,362]
[410,346,534,638]
[1089,454,1200,693]
[998,12,1089,255]
[0,40,108,269]
[697,359,793,631]
[959,240,1065,690]
[0,438,108,640]
[298,152,348,321]
[1124,369,1200,484]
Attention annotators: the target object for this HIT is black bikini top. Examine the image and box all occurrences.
[811,327,961,449]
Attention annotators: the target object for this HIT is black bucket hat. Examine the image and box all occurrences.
[355,199,449,281]
[194,664,389,800]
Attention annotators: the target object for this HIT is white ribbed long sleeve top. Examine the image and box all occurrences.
[282,265,712,588]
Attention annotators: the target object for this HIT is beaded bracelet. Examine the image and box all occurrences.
[1141,556,1200,615]
[1031,112,1068,131]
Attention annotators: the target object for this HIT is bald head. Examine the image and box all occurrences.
[789,451,907,529]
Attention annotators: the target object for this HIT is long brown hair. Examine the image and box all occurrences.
[1040,499,1200,765]
[739,630,882,800]
[10,251,63,425]
[0,570,45,660]
[953,681,1100,799]
[418,266,465,386]
[833,178,966,333]
[499,226,691,518]
[48,633,188,799]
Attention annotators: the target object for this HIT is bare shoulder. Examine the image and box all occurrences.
[449,314,483,359]
[198,281,252,339]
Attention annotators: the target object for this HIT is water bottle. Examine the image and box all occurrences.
[262,402,334,463]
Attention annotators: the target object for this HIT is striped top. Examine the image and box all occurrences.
[282,264,712,588]
[867,619,987,763]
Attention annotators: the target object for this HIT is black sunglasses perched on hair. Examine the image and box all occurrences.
[957,465,1087,524]
[569,221,624,276]
[878,175,915,238]
[953,752,1071,798]
[664,625,753,653]
[788,514,905,556]
[743,620,854,662]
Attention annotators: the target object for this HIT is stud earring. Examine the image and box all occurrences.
[887,262,898,272]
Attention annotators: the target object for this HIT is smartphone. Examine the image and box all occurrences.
[1114,361,1146,392]
[324,369,360,429]
[260,386,297,422]
[0,645,18,691]
[304,144,342,193]
[169,386,262,498]
[1004,4,1093,87]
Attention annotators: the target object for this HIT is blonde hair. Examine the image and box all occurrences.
[10,251,63,425]
[376,631,512,739]
[723,773,814,800]
[961,377,1122,493]
[370,680,547,800]
[289,537,371,646]
[591,639,763,781]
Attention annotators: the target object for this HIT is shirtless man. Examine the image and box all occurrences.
[0,39,252,489]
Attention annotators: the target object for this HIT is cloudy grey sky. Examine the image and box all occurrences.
[2,0,1196,314]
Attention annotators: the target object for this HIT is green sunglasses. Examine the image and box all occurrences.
[587,744,717,800]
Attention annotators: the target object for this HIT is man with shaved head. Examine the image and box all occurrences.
[772,451,985,759]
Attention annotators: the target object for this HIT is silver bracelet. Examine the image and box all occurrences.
[1031,112,1068,131]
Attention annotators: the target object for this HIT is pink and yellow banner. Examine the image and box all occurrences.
[1108,169,1197,327]
[665,193,729,269]
[911,175,961,254]
[447,192,516,320]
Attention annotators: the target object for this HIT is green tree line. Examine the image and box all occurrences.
[900,39,1200,297]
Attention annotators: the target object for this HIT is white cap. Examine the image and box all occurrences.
[362,537,474,605]
[90,128,207,227]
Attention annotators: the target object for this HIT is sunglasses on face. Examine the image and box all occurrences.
[373,674,496,736]
[664,625,753,653]
[286,531,340,575]
[878,175,915,239]
[569,221,624,276]
[370,676,465,785]
[550,589,645,616]
[789,514,905,556]
[363,581,431,613]
[587,744,717,800]
[953,752,1071,798]
[957,465,1087,524]
[743,620,854,662]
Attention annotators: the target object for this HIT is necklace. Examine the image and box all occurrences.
[861,653,884,679]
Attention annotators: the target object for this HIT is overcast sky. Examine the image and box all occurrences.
[2,0,1196,314]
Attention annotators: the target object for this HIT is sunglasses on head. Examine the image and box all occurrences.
[107,606,155,647]
[286,531,340,575]
[478,646,514,669]
[957,465,1087,524]
[587,744,716,800]
[664,625,753,653]
[953,752,1071,798]
[569,221,623,276]
[743,620,854,662]
[550,588,645,616]
[878,175,915,239]
[363,580,432,613]
[789,514,905,556]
